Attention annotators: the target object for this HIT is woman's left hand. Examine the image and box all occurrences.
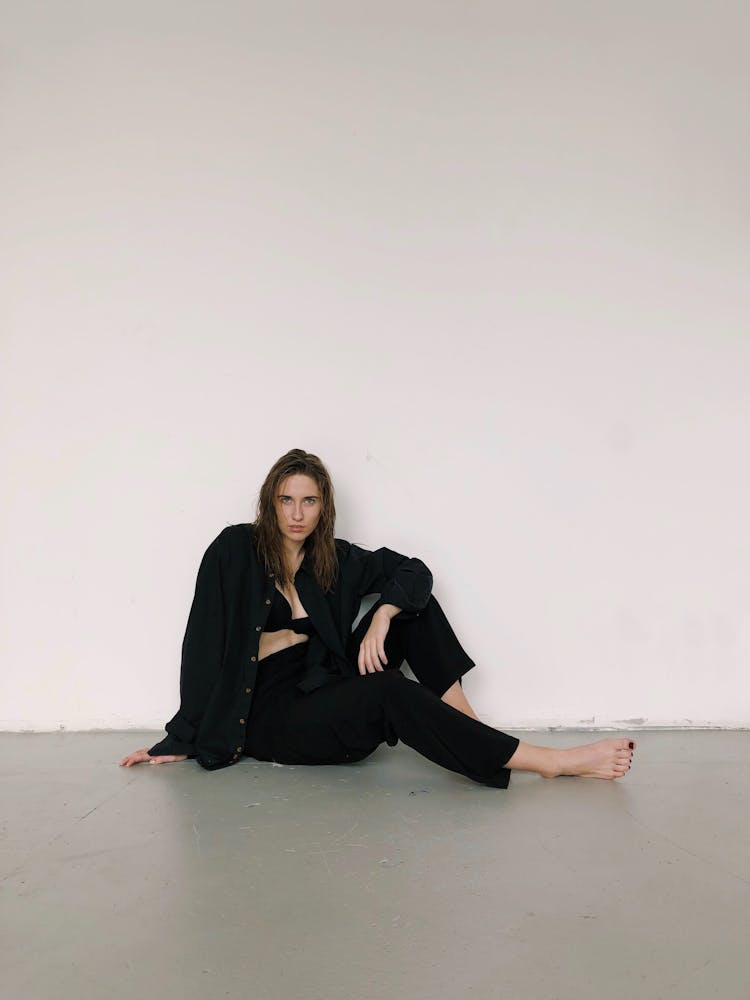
[358,609,391,674]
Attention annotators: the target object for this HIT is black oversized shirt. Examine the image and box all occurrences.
[148,523,433,770]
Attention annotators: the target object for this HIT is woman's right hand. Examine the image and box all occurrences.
[119,747,189,767]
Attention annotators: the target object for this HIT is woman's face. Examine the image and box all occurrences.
[275,474,322,543]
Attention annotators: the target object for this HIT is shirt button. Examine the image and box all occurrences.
[265,599,271,605]
[245,687,252,693]
[250,656,256,662]
[236,746,242,753]
[240,718,246,725]
[256,626,262,632]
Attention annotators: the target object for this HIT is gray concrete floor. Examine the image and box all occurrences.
[1,730,748,1000]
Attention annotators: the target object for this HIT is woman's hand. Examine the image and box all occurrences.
[358,607,393,675]
[119,747,188,767]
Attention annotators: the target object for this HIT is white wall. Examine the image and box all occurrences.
[2,2,749,732]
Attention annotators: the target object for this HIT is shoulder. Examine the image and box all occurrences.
[334,537,363,571]
[335,537,371,561]
[203,522,256,558]
[334,536,351,557]
[335,537,376,568]
[221,522,255,543]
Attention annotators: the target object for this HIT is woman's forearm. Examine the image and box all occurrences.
[376,603,402,620]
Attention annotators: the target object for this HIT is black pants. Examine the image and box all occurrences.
[244,595,520,788]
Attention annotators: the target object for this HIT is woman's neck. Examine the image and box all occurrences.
[282,540,305,573]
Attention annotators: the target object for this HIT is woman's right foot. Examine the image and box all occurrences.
[548,737,635,779]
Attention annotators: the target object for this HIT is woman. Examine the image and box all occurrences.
[121,449,635,785]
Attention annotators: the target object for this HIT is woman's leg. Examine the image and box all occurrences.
[413,669,636,776]
[440,680,479,720]
[278,671,637,785]
[348,600,638,781]
[280,670,520,787]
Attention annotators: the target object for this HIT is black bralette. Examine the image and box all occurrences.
[264,586,316,635]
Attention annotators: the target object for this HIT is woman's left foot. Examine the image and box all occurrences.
[548,737,635,779]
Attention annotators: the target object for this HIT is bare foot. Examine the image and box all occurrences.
[548,737,636,779]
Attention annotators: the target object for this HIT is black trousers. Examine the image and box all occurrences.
[244,595,520,788]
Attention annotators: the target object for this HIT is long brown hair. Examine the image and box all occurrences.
[253,448,339,593]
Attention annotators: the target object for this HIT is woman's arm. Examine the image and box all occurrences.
[342,543,430,674]
[346,542,433,619]
[145,530,228,759]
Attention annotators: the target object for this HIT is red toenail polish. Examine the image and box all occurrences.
[628,741,634,749]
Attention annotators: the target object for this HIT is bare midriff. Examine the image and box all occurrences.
[258,580,311,661]
[258,629,310,661]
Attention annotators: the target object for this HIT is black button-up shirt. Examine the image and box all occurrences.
[147,523,433,770]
